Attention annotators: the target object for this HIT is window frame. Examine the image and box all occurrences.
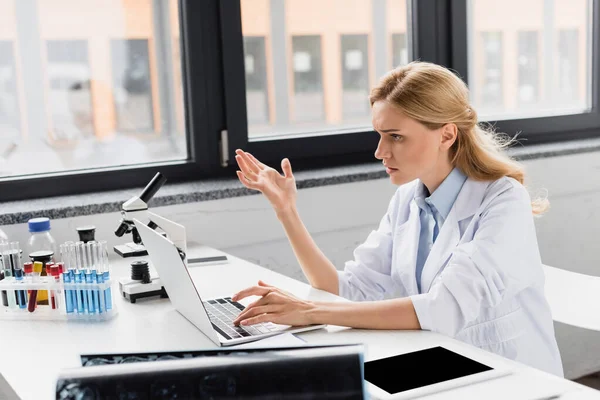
[450,0,600,145]
[1,0,598,203]
[219,0,445,169]
[0,0,226,202]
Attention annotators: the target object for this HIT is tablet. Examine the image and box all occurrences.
[364,346,511,399]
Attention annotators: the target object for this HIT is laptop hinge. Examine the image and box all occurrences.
[219,129,229,167]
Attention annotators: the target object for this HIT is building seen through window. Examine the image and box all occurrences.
[0,0,185,179]
[469,0,590,119]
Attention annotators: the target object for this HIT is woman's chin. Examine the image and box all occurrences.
[390,174,411,186]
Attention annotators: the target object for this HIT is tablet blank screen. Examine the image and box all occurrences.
[364,346,493,395]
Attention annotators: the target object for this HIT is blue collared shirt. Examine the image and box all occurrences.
[414,168,467,293]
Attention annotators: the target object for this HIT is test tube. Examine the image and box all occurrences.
[99,241,112,311]
[66,242,78,312]
[0,243,8,307]
[84,242,96,314]
[45,261,55,309]
[59,244,74,313]
[9,242,25,308]
[49,264,60,310]
[10,243,26,309]
[28,262,43,312]
[90,242,104,313]
[74,242,86,313]
[0,242,16,309]
[23,262,33,309]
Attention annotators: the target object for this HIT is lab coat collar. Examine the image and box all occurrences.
[417,177,491,294]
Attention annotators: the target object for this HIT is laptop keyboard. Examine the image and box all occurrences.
[203,297,281,340]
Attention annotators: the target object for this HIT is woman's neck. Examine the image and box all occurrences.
[420,160,454,195]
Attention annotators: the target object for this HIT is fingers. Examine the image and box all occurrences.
[258,281,293,297]
[239,313,278,326]
[236,171,260,190]
[235,154,258,180]
[234,304,282,326]
[233,295,271,324]
[246,152,267,169]
[235,149,261,174]
[281,158,293,178]
[231,285,271,302]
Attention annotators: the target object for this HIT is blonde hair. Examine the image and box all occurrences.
[369,61,548,215]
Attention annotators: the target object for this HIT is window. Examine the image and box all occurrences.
[239,0,410,139]
[480,32,503,109]
[292,35,325,123]
[468,0,592,121]
[111,39,154,132]
[391,33,409,68]
[517,31,540,107]
[46,40,94,140]
[243,36,269,126]
[2,0,599,202]
[558,29,580,105]
[0,0,187,181]
[0,41,20,140]
[341,34,370,119]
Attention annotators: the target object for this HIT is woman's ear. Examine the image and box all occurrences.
[440,123,458,150]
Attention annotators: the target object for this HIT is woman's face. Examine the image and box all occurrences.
[372,100,452,186]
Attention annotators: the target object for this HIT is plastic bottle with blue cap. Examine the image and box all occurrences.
[27,218,57,259]
[27,217,57,305]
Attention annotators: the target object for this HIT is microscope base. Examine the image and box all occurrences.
[114,242,148,258]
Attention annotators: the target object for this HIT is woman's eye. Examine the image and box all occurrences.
[391,134,403,141]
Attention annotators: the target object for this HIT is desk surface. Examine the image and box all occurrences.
[0,247,597,400]
[544,265,600,331]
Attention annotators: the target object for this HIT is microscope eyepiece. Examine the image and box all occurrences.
[139,172,167,204]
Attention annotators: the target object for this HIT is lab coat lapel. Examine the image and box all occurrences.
[394,200,421,295]
[419,178,490,293]
[419,207,460,294]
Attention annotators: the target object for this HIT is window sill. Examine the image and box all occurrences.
[2,137,600,226]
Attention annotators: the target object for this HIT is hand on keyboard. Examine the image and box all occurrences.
[203,297,280,340]
[231,280,316,327]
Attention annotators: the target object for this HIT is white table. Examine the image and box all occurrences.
[544,265,600,331]
[0,247,598,400]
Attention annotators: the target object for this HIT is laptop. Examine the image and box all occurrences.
[134,219,326,346]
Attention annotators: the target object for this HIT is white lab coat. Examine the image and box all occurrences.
[337,176,564,377]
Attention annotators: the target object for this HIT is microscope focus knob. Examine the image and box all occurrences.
[131,261,151,284]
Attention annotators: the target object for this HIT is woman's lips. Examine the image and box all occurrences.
[386,167,398,174]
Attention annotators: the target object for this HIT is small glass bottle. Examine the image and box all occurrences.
[27,217,57,305]
[27,218,57,259]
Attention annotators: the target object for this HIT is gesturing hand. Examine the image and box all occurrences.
[235,149,297,215]
[232,280,316,327]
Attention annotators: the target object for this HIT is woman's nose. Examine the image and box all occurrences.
[374,139,389,160]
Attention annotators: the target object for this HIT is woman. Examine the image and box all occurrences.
[232,61,563,377]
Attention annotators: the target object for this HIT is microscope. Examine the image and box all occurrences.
[114,172,167,258]
[115,172,189,303]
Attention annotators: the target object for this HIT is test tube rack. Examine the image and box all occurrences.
[0,276,117,321]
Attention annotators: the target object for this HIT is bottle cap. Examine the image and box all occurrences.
[76,226,96,243]
[23,262,33,274]
[29,250,54,263]
[33,261,43,274]
[28,218,51,233]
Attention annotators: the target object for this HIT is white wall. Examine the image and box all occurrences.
[2,150,599,378]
